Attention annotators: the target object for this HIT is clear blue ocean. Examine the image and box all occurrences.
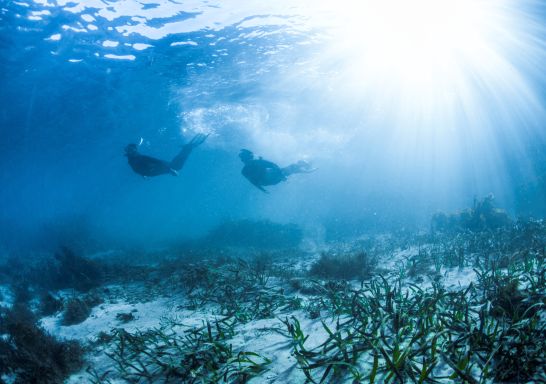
[1,0,544,250]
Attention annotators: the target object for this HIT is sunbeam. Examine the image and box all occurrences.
[267,0,546,205]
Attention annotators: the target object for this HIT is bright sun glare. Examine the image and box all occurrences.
[284,0,546,193]
[308,0,545,137]
[331,0,514,105]
[352,1,487,79]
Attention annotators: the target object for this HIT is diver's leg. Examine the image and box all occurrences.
[281,164,297,177]
[169,134,209,170]
[169,145,193,170]
[281,160,316,177]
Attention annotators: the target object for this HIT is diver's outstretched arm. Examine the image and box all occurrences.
[281,160,316,177]
[169,133,209,170]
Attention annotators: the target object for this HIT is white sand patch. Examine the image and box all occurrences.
[41,297,177,341]
[43,293,218,382]
[442,266,477,289]
[381,246,421,270]
[228,311,340,383]
[0,285,13,308]
[18,233,536,383]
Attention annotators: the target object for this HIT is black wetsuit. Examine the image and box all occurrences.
[126,153,180,177]
[125,134,207,177]
[239,149,314,192]
[241,159,287,192]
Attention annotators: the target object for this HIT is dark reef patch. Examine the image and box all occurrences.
[0,304,83,384]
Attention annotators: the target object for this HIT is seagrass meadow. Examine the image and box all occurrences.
[0,219,544,383]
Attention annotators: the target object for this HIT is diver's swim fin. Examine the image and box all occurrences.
[169,134,209,171]
[189,133,209,148]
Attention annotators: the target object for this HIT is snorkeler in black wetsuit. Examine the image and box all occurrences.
[125,134,208,177]
[239,149,315,193]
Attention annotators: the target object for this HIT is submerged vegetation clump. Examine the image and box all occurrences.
[276,220,546,383]
[280,260,545,383]
[0,304,83,384]
[40,246,104,292]
[309,251,375,280]
[177,257,301,322]
[74,219,543,383]
[1,219,543,383]
[431,194,512,233]
[39,292,64,317]
[62,298,92,326]
[61,292,103,326]
[102,317,271,383]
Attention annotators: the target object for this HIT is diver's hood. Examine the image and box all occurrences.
[239,149,254,163]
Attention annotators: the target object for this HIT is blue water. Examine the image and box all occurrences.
[1,0,545,251]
